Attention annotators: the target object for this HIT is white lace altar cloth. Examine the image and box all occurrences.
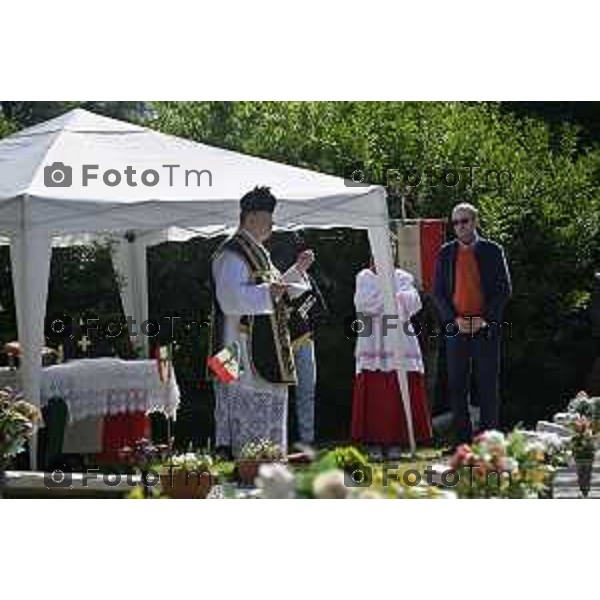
[40,358,180,422]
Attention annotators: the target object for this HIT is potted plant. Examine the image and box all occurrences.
[159,452,216,499]
[569,417,596,498]
[236,439,283,486]
[119,438,170,497]
[0,388,42,496]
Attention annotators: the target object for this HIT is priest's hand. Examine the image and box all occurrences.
[296,249,315,273]
[270,281,289,301]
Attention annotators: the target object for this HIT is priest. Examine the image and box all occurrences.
[208,186,313,457]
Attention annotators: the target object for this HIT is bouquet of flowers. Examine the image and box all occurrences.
[567,391,600,433]
[448,430,553,498]
[514,430,569,468]
[0,388,42,468]
[568,418,596,462]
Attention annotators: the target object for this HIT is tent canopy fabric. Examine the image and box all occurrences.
[0,108,416,459]
[0,108,386,236]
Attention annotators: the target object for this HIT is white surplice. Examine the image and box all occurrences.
[354,267,424,374]
[212,234,309,456]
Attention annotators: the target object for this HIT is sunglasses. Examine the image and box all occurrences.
[452,217,471,226]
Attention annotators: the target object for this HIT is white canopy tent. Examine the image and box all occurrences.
[0,108,416,464]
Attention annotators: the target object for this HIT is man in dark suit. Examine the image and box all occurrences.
[433,202,512,443]
[267,231,327,445]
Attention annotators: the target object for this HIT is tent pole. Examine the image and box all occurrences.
[10,198,53,471]
[367,222,416,455]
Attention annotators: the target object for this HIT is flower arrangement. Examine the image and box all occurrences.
[237,438,284,485]
[567,391,600,433]
[159,451,215,499]
[0,388,42,468]
[565,417,596,497]
[515,430,569,468]
[164,451,214,472]
[448,430,553,498]
[568,418,596,461]
[239,438,283,461]
[119,438,170,468]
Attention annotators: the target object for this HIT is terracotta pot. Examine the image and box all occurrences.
[160,469,214,499]
[236,459,274,486]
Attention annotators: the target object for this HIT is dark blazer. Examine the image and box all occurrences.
[433,237,512,324]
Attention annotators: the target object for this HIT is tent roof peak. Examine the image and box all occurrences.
[7,108,146,142]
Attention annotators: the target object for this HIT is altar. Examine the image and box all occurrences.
[6,358,180,463]
[40,357,180,422]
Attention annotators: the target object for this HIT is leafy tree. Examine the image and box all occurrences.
[0,101,149,127]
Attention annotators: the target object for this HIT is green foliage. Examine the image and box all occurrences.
[0,101,149,127]
[0,389,42,465]
[330,445,369,471]
[292,446,360,498]
[0,115,17,138]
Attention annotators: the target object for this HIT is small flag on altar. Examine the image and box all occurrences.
[207,343,241,383]
[151,344,171,383]
[158,345,171,383]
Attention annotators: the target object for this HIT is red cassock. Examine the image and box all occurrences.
[351,370,432,446]
[350,267,433,447]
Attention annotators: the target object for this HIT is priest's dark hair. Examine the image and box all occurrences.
[240,185,277,219]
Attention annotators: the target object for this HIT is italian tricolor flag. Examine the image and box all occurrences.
[207,343,241,383]
[394,219,446,293]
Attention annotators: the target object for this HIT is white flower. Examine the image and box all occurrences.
[500,457,519,473]
[525,440,545,455]
[313,469,351,499]
[170,452,212,469]
[255,463,296,499]
[476,430,507,456]
[538,432,565,452]
[478,430,506,446]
